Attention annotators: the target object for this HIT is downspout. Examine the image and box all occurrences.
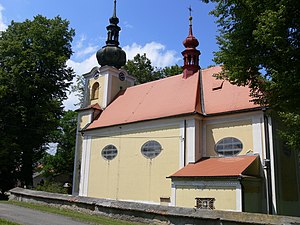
[263,108,273,214]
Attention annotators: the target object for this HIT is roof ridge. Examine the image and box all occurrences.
[127,73,183,90]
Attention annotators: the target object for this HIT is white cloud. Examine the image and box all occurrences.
[73,34,99,59]
[63,54,98,110]
[63,89,79,111]
[75,45,98,59]
[0,4,8,32]
[67,53,98,76]
[75,34,86,49]
[123,21,133,29]
[123,42,180,68]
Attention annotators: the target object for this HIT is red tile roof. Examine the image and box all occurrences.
[169,155,258,177]
[202,66,258,114]
[87,72,201,129]
[85,66,260,130]
[76,103,102,112]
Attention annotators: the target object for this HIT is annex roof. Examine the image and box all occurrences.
[169,155,259,178]
[87,72,201,129]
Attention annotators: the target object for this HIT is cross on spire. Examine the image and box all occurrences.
[188,5,192,17]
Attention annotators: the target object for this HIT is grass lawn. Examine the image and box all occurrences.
[0,218,21,225]
[2,200,146,225]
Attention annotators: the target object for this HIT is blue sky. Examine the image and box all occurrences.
[0,0,219,109]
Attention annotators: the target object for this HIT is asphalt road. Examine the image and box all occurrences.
[0,203,92,225]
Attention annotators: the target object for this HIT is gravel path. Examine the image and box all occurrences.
[0,203,92,225]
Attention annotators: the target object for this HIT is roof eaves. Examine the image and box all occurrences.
[204,106,262,117]
[84,111,202,132]
[167,175,241,179]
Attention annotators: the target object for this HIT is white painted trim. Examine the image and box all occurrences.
[179,121,185,168]
[84,115,196,137]
[116,198,160,205]
[170,182,176,206]
[204,111,263,125]
[252,114,264,160]
[107,73,112,105]
[103,74,109,108]
[202,121,207,157]
[186,119,196,163]
[172,180,240,187]
[236,182,242,212]
[79,136,92,197]
[268,117,277,214]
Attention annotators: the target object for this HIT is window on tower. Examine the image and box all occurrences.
[91,82,99,100]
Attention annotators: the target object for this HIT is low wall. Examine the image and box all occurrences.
[9,188,300,225]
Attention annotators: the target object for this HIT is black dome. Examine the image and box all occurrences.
[96,45,126,69]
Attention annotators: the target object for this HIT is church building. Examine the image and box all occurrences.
[72,1,300,216]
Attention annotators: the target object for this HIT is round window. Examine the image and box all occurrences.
[141,140,162,159]
[215,137,243,156]
[101,145,118,160]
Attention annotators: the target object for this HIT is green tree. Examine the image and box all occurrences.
[0,15,75,192]
[42,110,77,177]
[202,0,300,150]
[124,53,182,84]
[160,64,183,78]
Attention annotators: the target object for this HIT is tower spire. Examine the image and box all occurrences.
[182,6,201,79]
[96,0,126,69]
[113,0,117,18]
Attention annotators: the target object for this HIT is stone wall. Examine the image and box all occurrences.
[9,188,300,225]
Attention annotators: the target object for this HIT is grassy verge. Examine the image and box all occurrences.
[0,218,21,225]
[2,200,146,225]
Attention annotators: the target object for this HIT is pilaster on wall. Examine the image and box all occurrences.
[185,118,201,164]
[79,135,92,197]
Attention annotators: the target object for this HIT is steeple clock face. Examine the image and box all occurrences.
[119,72,125,81]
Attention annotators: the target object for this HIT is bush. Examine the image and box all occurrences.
[35,181,67,194]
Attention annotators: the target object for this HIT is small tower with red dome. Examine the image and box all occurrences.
[182,7,201,79]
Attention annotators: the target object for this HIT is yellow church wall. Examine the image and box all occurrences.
[87,125,180,204]
[206,119,253,156]
[111,75,132,100]
[175,186,237,210]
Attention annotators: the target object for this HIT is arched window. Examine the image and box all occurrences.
[141,140,162,159]
[215,137,243,157]
[91,82,99,100]
[101,145,118,160]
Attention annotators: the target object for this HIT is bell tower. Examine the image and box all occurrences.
[82,0,135,109]
[182,7,201,79]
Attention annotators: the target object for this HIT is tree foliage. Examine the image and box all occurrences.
[124,53,183,84]
[42,110,77,177]
[202,0,300,150]
[0,15,75,192]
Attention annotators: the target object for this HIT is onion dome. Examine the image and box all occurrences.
[182,7,201,79]
[96,0,126,69]
[183,16,199,48]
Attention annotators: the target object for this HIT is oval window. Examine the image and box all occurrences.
[215,137,243,156]
[141,140,162,159]
[101,144,118,160]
